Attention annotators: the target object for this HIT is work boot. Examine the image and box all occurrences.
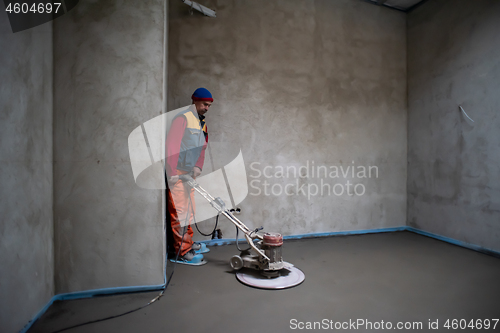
[180,249,198,261]
[170,249,207,265]
[191,242,210,254]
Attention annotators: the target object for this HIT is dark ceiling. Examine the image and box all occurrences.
[363,0,427,12]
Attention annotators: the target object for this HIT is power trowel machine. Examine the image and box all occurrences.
[179,174,305,289]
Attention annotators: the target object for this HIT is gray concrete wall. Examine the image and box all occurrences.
[53,0,165,293]
[168,0,407,240]
[0,18,54,333]
[408,0,500,252]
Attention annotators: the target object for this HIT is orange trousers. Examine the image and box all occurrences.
[167,170,196,257]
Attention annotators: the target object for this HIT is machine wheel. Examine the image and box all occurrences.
[230,255,244,270]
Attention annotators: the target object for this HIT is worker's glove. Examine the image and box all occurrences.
[168,175,179,185]
[192,166,202,179]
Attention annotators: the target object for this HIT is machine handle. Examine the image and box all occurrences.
[173,172,270,263]
[178,173,194,182]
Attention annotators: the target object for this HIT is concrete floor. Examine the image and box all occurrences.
[28,231,500,333]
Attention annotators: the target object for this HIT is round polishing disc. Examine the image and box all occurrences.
[236,266,305,289]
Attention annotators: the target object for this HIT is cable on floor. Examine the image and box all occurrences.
[49,178,191,333]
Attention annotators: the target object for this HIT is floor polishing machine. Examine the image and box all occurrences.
[179,174,305,289]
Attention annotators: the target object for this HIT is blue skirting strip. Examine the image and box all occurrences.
[21,298,57,333]
[20,284,165,333]
[55,284,165,301]
[200,227,500,258]
[199,226,408,246]
[284,226,408,240]
[406,227,500,258]
[21,226,500,333]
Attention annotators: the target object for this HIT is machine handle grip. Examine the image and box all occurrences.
[178,174,194,183]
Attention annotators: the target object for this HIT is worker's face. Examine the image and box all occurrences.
[193,100,212,116]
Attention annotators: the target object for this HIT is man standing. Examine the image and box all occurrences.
[166,88,212,265]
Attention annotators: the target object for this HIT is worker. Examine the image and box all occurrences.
[165,87,212,265]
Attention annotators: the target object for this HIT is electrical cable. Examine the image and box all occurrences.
[235,224,251,252]
[195,212,219,236]
[184,172,264,258]
[236,225,264,252]
[187,178,250,252]
[50,177,190,333]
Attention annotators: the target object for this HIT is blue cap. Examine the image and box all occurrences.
[191,87,213,102]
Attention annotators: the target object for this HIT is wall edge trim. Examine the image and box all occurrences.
[20,284,165,333]
[201,227,500,258]
[199,226,408,246]
[406,227,500,258]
